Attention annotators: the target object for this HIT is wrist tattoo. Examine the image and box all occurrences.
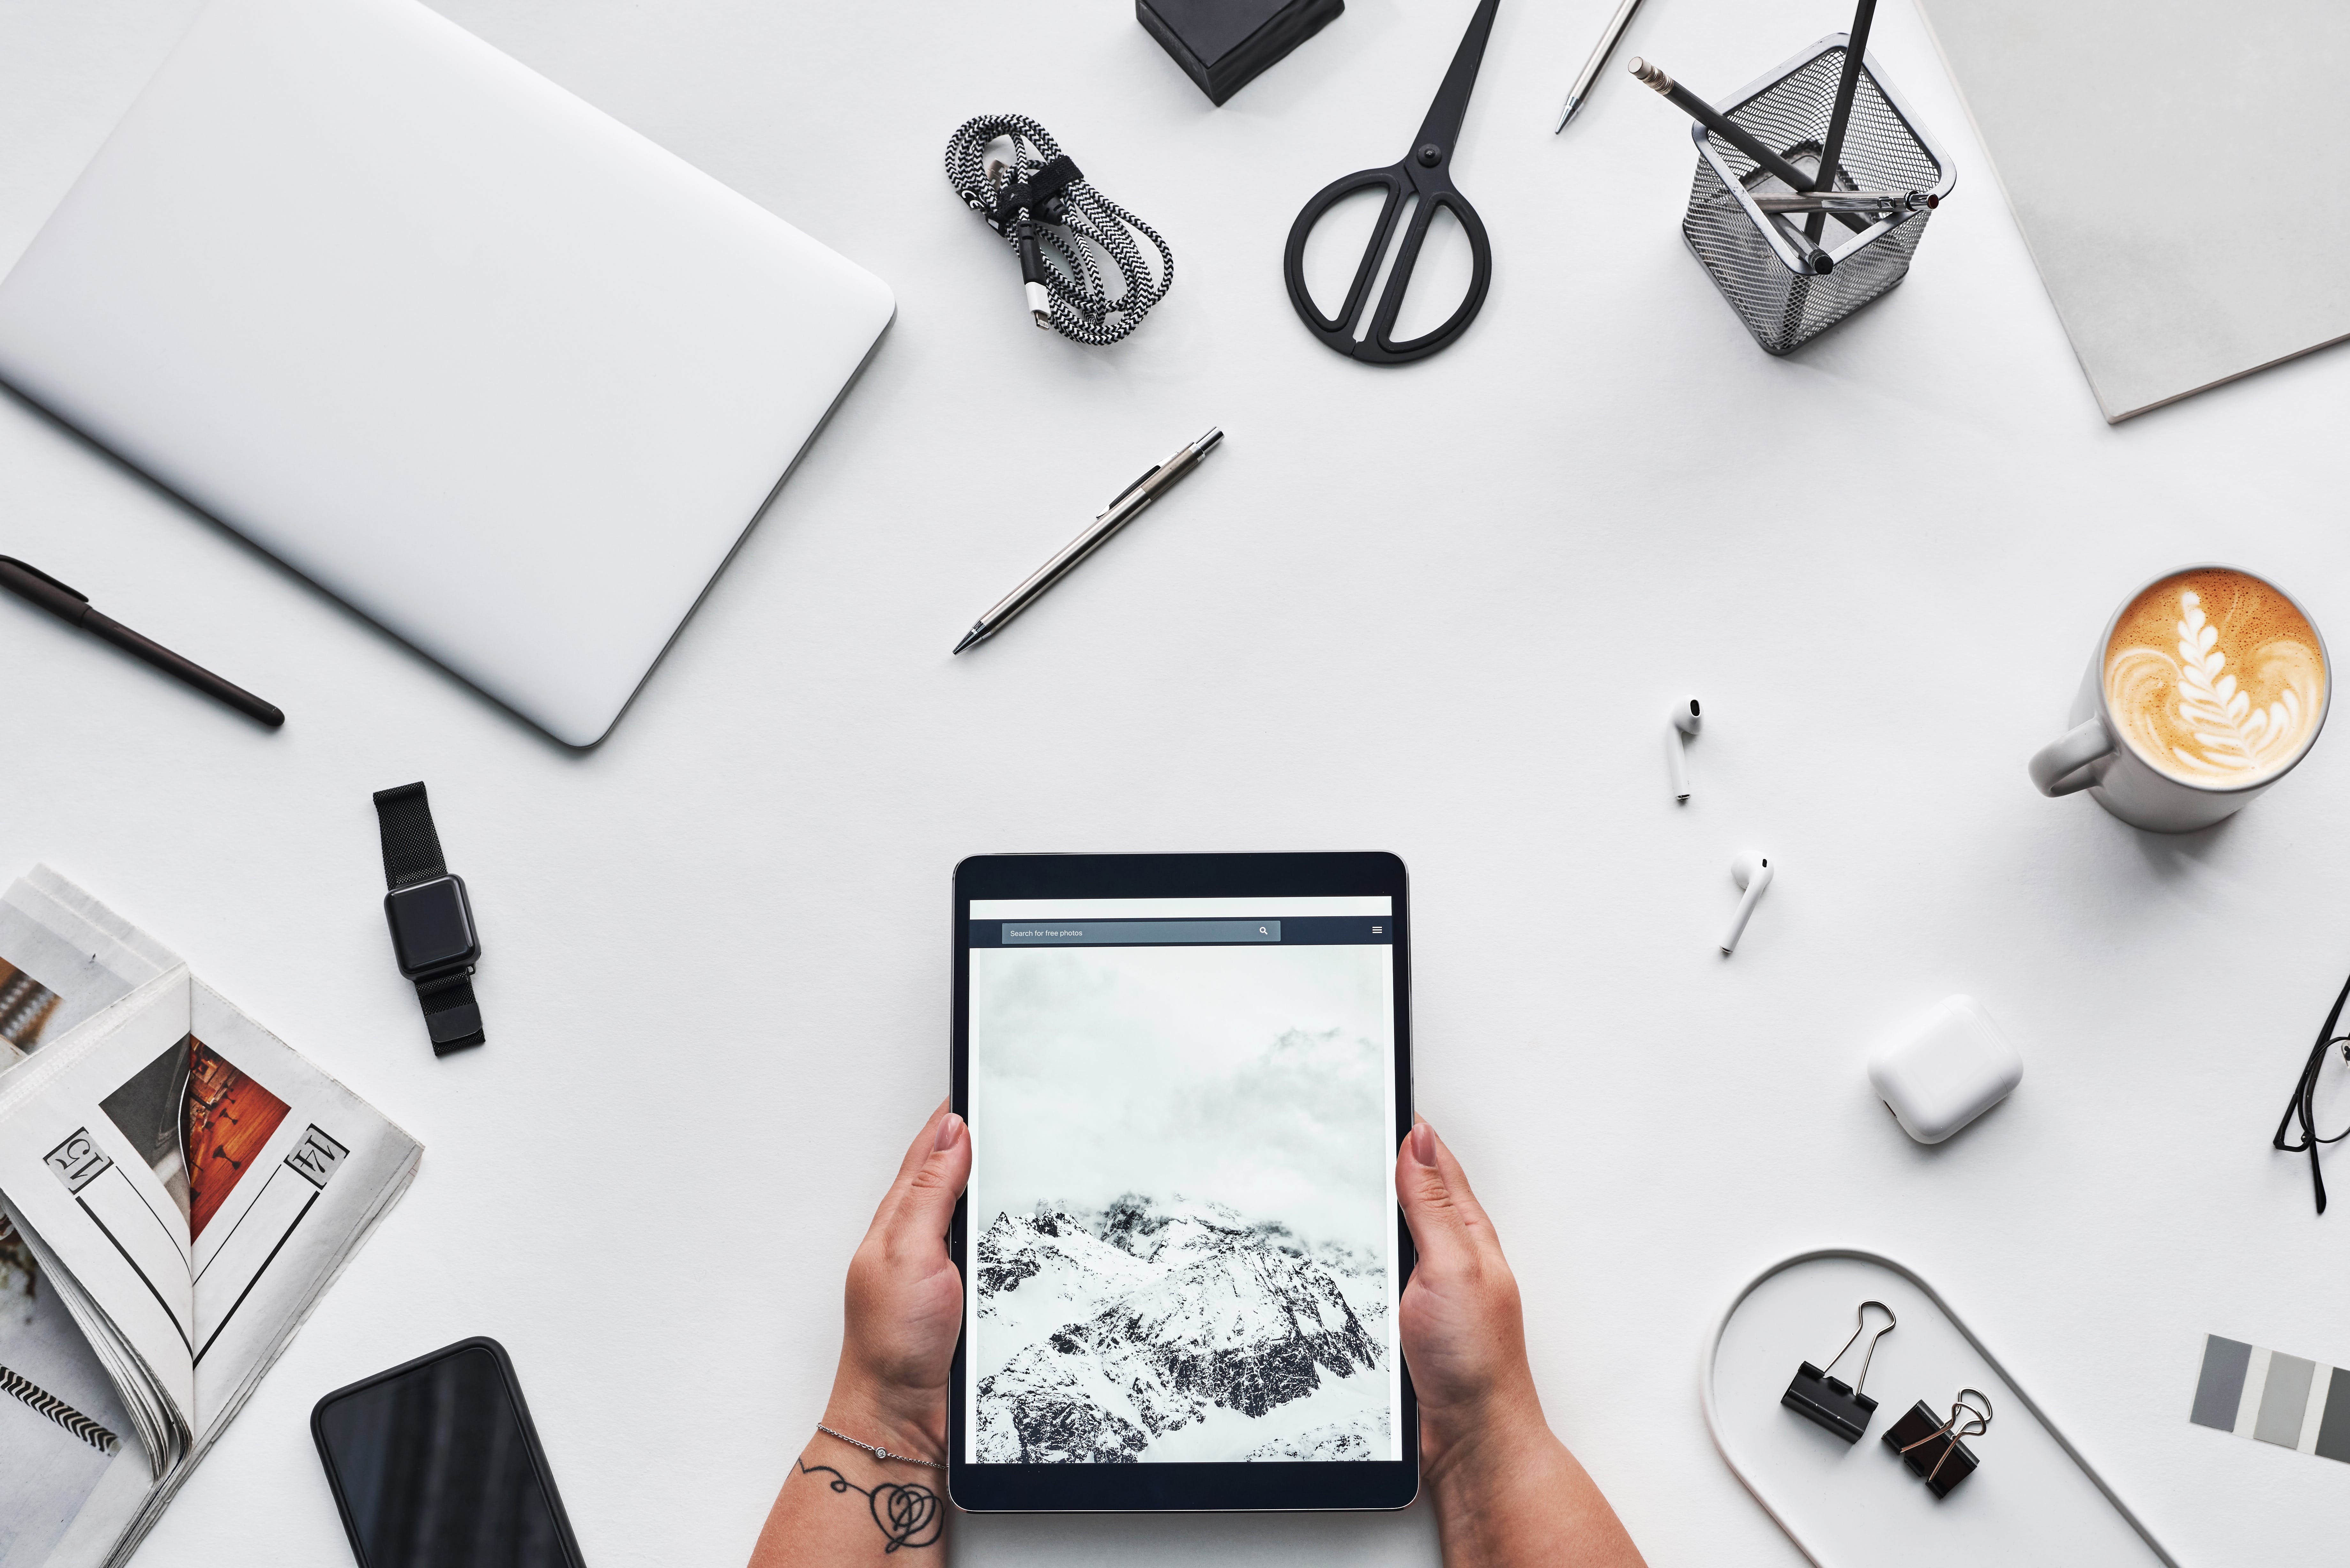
[797,1460,943,1553]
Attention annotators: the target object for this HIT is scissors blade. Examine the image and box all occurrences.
[1410,0,1501,161]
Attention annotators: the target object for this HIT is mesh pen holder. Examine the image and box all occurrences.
[1681,34,1953,354]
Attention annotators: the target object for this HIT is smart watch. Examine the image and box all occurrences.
[372,781,484,1054]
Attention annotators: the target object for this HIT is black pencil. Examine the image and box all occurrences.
[1807,0,1880,243]
[1629,57,1812,191]
[1627,58,1849,270]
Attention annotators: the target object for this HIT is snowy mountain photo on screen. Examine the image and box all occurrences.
[966,939,1400,1464]
[974,1193,1391,1462]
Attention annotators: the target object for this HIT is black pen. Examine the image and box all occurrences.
[0,555,284,727]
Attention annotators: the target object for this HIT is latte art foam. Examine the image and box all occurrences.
[2103,568,2325,787]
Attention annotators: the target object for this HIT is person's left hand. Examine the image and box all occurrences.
[822,1100,970,1464]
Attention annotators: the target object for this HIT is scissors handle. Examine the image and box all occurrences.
[1283,0,1499,365]
[1283,163,1493,365]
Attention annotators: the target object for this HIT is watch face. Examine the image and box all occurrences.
[386,877,478,976]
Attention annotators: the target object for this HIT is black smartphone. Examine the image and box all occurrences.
[312,1338,588,1568]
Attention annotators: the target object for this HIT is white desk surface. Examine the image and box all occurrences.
[2,0,2345,1563]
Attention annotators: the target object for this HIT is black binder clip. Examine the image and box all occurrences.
[1884,1389,1992,1498]
[1782,1300,1896,1443]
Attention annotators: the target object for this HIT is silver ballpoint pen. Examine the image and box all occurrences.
[1749,189,1936,214]
[952,427,1224,654]
[1554,0,1646,132]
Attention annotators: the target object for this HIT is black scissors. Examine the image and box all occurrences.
[1284,0,1498,365]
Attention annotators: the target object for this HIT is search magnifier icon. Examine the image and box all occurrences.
[1259,926,1269,935]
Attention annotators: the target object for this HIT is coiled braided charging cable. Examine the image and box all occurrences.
[943,114,1174,346]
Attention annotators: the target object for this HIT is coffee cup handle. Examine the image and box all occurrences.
[2028,717,2116,796]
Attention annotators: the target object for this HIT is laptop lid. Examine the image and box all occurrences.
[0,0,894,745]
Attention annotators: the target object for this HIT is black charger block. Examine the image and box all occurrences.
[1138,0,1344,106]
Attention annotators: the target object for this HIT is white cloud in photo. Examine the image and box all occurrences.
[968,943,1395,1255]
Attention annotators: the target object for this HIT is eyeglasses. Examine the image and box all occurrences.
[2274,968,2350,1213]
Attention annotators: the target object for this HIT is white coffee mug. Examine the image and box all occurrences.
[2027,564,2330,833]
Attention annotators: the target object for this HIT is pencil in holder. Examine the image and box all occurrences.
[1680,34,1952,354]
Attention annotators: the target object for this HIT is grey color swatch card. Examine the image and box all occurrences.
[1916,0,2350,421]
[2191,1334,2350,1464]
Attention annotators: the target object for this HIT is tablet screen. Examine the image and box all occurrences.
[961,893,1401,1468]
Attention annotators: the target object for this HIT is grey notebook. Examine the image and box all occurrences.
[1918,0,2350,421]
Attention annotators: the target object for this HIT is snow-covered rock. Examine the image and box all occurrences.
[973,1197,1388,1463]
[975,1209,1147,1323]
[975,1345,1150,1464]
[1242,1411,1391,1461]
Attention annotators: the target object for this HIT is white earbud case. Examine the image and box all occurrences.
[1867,995,2023,1144]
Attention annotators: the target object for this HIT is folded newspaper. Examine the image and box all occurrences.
[0,867,421,1568]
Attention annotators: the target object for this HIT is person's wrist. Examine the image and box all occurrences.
[1420,1378,1551,1492]
[820,1368,948,1466]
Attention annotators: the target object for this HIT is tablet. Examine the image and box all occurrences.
[950,853,1415,1511]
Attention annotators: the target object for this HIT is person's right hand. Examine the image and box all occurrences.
[1394,1117,1544,1479]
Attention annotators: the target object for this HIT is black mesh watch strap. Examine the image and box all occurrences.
[373,782,448,889]
[372,782,485,1054]
[415,971,484,1055]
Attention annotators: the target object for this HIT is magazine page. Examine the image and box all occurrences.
[0,1203,155,1568]
[0,972,198,1434]
[185,980,420,1430]
[6,1214,175,1471]
[0,868,421,1564]
[0,870,181,1073]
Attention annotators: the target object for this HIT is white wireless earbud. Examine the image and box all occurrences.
[1666,697,1702,802]
[1721,851,1773,955]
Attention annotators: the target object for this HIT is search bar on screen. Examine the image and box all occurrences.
[1001,921,1280,945]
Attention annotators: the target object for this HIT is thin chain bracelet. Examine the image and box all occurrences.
[815,1423,945,1470]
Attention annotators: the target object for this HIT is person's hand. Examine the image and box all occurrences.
[1395,1118,1647,1566]
[823,1100,970,1464]
[1394,1117,1544,1481]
